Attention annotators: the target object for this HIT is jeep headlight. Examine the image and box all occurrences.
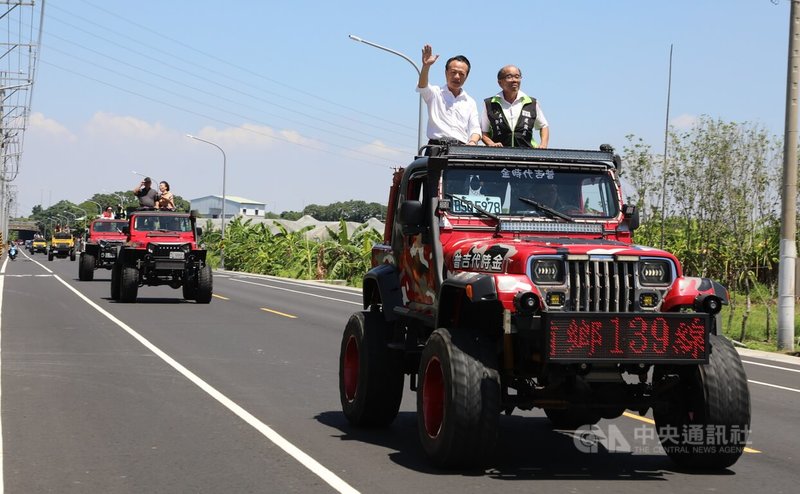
[531,258,565,284]
[181,243,192,254]
[639,259,673,285]
[147,243,155,254]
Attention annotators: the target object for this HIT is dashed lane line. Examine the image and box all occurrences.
[260,307,298,319]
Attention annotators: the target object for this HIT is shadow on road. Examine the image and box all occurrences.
[316,410,736,480]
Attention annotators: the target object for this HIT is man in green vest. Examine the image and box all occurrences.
[480,65,549,148]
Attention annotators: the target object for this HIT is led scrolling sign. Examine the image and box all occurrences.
[545,313,710,363]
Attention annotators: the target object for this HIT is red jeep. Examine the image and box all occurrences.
[78,218,128,281]
[339,144,750,469]
[110,210,212,303]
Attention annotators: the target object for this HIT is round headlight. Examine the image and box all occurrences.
[146,243,155,254]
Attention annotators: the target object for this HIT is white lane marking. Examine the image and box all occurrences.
[742,360,800,373]
[50,274,359,494]
[3,274,54,278]
[231,278,362,306]
[235,274,360,295]
[748,380,800,394]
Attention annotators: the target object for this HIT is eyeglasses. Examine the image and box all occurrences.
[501,74,522,81]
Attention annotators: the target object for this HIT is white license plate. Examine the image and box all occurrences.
[169,251,185,260]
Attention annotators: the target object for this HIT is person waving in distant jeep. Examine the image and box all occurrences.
[133,177,159,209]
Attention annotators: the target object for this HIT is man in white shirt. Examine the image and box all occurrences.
[416,44,481,147]
[481,65,549,148]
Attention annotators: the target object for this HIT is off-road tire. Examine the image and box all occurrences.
[110,263,121,300]
[416,328,501,468]
[194,264,213,304]
[544,407,602,430]
[79,253,95,281]
[339,310,404,427]
[119,265,139,303]
[182,279,197,300]
[653,334,751,469]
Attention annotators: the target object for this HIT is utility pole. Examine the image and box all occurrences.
[778,0,800,351]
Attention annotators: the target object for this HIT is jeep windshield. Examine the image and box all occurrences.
[93,220,127,233]
[134,215,192,233]
[442,165,619,219]
[53,232,72,240]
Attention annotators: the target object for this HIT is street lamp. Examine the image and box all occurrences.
[86,200,103,217]
[65,204,89,231]
[349,34,424,151]
[62,210,77,230]
[186,134,227,269]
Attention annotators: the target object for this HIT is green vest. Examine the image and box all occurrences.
[484,95,538,147]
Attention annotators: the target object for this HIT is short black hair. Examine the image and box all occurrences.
[446,55,471,75]
[160,181,170,191]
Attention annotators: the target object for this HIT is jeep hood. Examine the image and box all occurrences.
[445,236,679,274]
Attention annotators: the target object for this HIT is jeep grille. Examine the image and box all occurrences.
[569,260,636,312]
[152,243,186,257]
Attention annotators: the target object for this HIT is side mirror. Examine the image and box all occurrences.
[622,204,640,231]
[399,200,425,235]
[196,227,203,237]
[122,225,130,235]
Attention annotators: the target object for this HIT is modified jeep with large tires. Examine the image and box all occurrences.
[110,210,212,303]
[78,218,128,281]
[48,231,75,261]
[339,144,751,470]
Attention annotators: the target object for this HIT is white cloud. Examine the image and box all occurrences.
[28,112,76,141]
[671,113,699,130]
[85,112,170,141]
[13,114,398,217]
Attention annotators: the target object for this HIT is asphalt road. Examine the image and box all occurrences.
[1,250,799,493]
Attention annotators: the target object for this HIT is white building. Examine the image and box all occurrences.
[189,195,266,218]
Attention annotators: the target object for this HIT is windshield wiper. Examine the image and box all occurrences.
[444,193,502,237]
[518,197,575,222]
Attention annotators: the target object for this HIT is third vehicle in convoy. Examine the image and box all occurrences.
[339,144,750,470]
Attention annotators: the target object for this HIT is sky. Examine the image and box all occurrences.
[5,0,792,217]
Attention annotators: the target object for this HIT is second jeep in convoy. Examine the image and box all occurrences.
[78,218,128,281]
[110,210,212,303]
[339,144,751,470]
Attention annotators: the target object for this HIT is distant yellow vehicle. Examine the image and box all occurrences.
[48,232,75,261]
[31,237,47,254]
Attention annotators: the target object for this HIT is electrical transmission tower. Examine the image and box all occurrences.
[1,0,45,242]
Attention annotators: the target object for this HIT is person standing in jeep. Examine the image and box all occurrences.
[417,44,481,146]
[481,65,549,148]
[133,177,159,208]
